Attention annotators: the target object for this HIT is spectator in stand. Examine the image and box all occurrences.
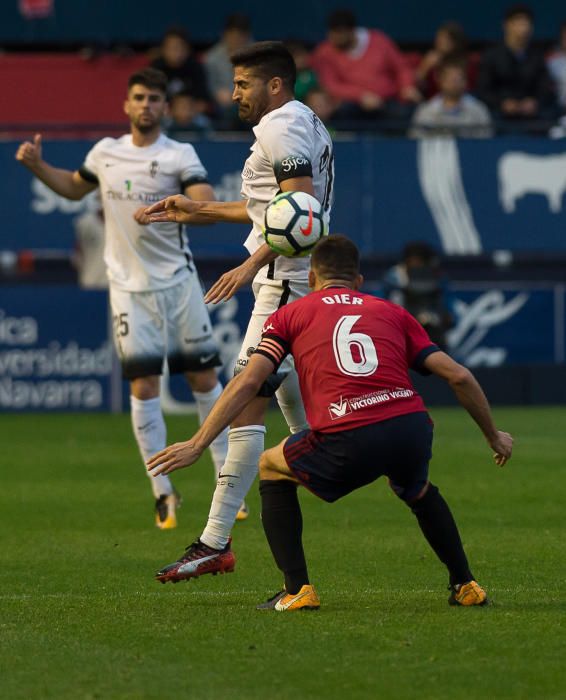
[205,14,252,118]
[304,86,336,126]
[286,40,319,103]
[477,4,556,122]
[166,91,213,135]
[547,21,566,112]
[416,22,474,98]
[410,59,493,138]
[382,241,454,351]
[151,27,211,111]
[311,9,421,123]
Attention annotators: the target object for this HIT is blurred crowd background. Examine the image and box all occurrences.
[2,1,566,137]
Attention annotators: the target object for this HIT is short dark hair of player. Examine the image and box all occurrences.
[311,235,360,282]
[327,9,356,30]
[127,68,168,96]
[230,41,296,92]
[504,3,534,22]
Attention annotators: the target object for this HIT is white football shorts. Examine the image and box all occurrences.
[109,274,220,380]
[235,279,309,396]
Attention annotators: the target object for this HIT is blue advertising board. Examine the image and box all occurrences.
[2,283,563,412]
[2,137,566,258]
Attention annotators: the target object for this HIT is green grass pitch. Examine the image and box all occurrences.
[1,407,565,699]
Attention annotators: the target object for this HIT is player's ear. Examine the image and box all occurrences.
[308,269,316,290]
[353,274,364,290]
[123,99,130,118]
[269,77,282,95]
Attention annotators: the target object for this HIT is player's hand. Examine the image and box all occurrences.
[144,195,202,223]
[146,440,204,476]
[204,261,257,304]
[133,206,151,225]
[15,133,43,169]
[489,430,513,467]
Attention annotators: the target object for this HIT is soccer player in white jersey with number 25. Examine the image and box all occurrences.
[15,68,229,529]
[145,42,334,582]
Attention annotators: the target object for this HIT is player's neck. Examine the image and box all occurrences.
[318,280,354,291]
[130,127,162,148]
[259,95,293,121]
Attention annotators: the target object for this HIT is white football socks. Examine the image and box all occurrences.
[130,395,173,499]
[192,383,229,479]
[276,370,309,434]
[200,425,266,549]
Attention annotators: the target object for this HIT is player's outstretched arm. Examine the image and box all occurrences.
[145,195,251,225]
[133,183,217,226]
[204,244,278,304]
[15,133,96,201]
[146,354,275,476]
[424,351,513,466]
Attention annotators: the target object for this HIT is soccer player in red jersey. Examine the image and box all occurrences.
[147,236,513,611]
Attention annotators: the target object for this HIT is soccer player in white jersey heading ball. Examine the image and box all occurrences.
[16,68,230,529]
[145,41,335,582]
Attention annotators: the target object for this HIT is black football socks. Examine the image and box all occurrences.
[259,479,309,595]
[409,483,474,586]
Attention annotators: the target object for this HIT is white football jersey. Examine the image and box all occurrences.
[241,100,334,283]
[81,134,208,292]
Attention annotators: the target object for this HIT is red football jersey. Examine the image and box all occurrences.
[255,287,439,433]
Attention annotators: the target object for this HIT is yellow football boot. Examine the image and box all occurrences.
[448,580,488,606]
[275,585,320,611]
[155,492,181,530]
[236,501,249,521]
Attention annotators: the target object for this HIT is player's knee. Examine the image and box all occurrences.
[185,369,218,393]
[389,478,434,507]
[408,482,439,513]
[130,376,160,401]
[258,451,274,479]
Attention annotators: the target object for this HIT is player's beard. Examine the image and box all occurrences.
[133,113,160,133]
[238,91,269,124]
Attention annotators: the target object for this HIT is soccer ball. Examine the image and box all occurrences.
[263,191,327,257]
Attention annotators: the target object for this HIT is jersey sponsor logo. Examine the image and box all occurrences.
[328,388,415,419]
[242,165,256,180]
[300,203,314,236]
[262,323,275,333]
[105,189,167,203]
[328,396,352,419]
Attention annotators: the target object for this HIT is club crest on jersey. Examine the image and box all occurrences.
[149,160,159,178]
[328,396,352,420]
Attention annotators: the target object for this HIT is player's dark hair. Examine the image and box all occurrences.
[327,9,356,30]
[230,41,296,91]
[504,3,534,22]
[128,67,168,96]
[311,235,360,281]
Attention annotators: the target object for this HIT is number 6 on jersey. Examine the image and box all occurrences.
[332,315,379,377]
